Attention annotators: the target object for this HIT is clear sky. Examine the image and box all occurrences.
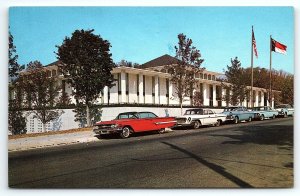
[9,6,294,74]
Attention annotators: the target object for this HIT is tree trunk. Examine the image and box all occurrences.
[179,96,183,115]
[42,123,46,132]
[86,104,91,127]
[180,102,183,116]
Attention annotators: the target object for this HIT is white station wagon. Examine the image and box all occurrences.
[175,108,227,129]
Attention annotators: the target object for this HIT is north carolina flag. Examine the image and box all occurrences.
[271,38,287,54]
[252,29,258,58]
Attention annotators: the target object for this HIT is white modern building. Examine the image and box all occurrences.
[45,54,273,108]
[17,54,274,133]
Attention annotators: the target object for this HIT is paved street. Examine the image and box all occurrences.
[8,118,293,188]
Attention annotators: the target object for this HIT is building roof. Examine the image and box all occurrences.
[138,54,179,69]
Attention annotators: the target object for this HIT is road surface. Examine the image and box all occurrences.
[9,117,293,188]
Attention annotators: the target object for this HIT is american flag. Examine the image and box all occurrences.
[252,29,258,58]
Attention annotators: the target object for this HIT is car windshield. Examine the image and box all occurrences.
[184,109,203,115]
[253,107,264,111]
[275,104,290,109]
[223,107,238,112]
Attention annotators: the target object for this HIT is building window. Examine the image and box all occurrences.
[195,73,200,78]
[204,74,207,79]
[258,91,262,102]
[47,70,51,77]
[212,75,216,81]
[52,69,57,77]
[126,73,129,95]
[117,73,121,95]
[143,75,145,96]
[152,76,155,103]
[166,78,169,98]
[137,75,139,96]
[166,78,169,105]
[208,74,211,80]
[200,73,203,79]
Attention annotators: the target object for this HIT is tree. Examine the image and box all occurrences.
[166,33,204,114]
[116,59,139,67]
[193,91,203,106]
[224,57,247,106]
[19,61,64,132]
[73,102,102,128]
[280,75,293,105]
[56,29,115,126]
[9,30,23,78]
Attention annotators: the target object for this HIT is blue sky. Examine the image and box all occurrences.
[9,6,294,74]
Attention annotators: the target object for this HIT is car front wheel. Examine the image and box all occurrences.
[193,120,201,129]
[248,117,252,122]
[260,115,264,121]
[234,116,239,124]
[215,120,221,127]
[120,127,131,138]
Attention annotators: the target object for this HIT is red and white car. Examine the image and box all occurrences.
[93,111,176,138]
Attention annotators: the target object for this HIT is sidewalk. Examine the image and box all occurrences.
[8,130,99,152]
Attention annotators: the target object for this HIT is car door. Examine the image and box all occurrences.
[207,110,218,125]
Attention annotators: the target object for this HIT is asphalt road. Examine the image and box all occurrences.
[8,117,293,188]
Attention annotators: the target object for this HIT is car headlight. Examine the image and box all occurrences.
[111,124,120,128]
[93,126,99,130]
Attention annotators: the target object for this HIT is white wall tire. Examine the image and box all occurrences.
[193,120,201,129]
[120,127,131,138]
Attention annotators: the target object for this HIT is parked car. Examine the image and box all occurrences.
[222,106,254,124]
[275,104,294,117]
[175,108,227,129]
[93,111,176,138]
[252,106,279,120]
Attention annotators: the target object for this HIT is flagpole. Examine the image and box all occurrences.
[251,26,254,108]
[269,35,272,107]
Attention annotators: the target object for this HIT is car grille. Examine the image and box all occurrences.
[95,124,113,129]
[176,118,187,124]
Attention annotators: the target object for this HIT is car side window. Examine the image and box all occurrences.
[118,114,128,119]
[203,110,208,115]
[139,112,157,118]
[208,110,214,115]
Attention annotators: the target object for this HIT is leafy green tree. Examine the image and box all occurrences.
[280,75,293,105]
[9,30,23,78]
[193,91,203,106]
[56,29,115,126]
[166,33,204,114]
[73,102,102,128]
[116,59,139,67]
[19,61,63,132]
[224,57,247,106]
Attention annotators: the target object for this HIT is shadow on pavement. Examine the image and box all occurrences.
[162,141,253,188]
[208,124,293,149]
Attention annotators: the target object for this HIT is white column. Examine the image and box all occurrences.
[262,92,265,107]
[221,87,226,107]
[203,83,209,106]
[138,73,144,104]
[121,72,126,103]
[155,76,159,104]
[255,90,259,107]
[213,84,217,107]
[169,79,173,104]
[103,86,108,104]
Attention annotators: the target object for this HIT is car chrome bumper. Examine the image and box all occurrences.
[93,127,122,135]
